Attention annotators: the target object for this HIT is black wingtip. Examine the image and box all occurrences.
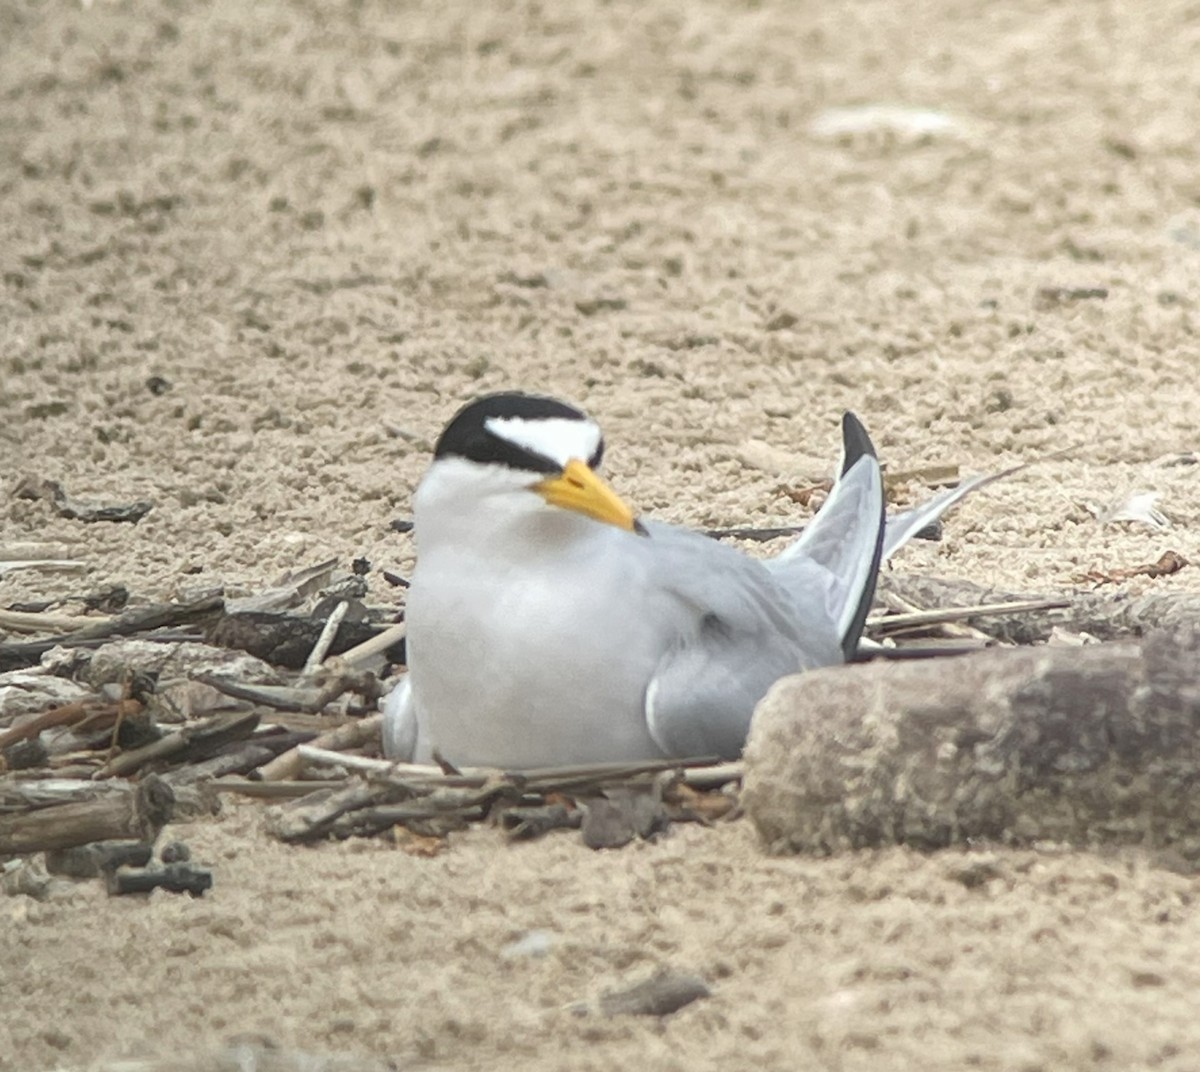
[837,412,886,661]
[840,411,877,476]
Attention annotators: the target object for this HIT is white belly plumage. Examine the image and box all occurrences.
[403,535,676,767]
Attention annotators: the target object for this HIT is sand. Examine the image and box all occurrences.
[2,0,1200,1068]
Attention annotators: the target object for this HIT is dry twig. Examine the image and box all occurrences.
[302,600,350,673]
[0,775,174,855]
[867,597,1070,637]
[256,713,383,782]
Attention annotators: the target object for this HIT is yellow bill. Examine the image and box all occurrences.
[535,458,638,532]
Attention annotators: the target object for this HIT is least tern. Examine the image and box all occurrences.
[383,391,901,769]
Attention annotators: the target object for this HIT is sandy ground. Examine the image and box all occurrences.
[3,0,1200,1068]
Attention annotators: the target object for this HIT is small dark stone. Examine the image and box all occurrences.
[598,970,710,1017]
[946,856,1005,889]
[765,310,799,332]
[145,375,172,396]
[115,713,163,750]
[159,840,191,864]
[984,387,1016,413]
[1130,969,1167,988]
[500,269,550,289]
[575,296,627,316]
[581,788,670,850]
[3,737,49,771]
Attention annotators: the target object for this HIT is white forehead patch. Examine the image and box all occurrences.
[484,415,602,468]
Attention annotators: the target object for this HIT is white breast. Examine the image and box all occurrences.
[405,517,680,768]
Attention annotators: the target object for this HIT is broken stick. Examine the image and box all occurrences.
[256,713,383,782]
[0,775,174,855]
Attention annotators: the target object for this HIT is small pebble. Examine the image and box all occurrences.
[596,970,711,1017]
[159,840,192,864]
[500,929,557,959]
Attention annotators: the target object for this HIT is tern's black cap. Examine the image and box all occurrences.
[433,391,604,472]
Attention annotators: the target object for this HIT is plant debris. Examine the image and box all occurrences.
[1035,285,1109,307]
[107,861,212,897]
[1074,550,1189,586]
[44,839,154,878]
[703,524,806,543]
[258,755,737,849]
[14,477,154,524]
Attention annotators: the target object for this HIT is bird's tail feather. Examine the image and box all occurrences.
[882,461,1026,560]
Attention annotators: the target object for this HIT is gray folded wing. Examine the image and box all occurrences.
[638,521,843,760]
[640,414,888,760]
